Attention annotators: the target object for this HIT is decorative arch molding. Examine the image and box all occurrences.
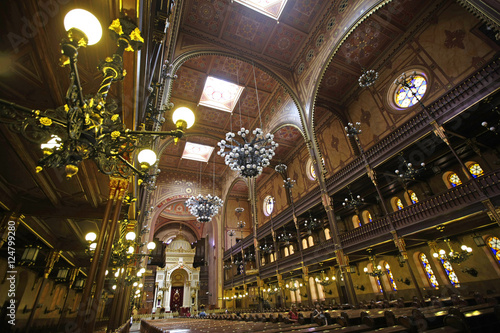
[270,123,306,142]
[166,264,196,282]
[154,220,201,241]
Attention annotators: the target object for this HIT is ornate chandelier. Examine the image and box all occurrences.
[260,240,273,254]
[363,254,386,277]
[342,187,364,209]
[278,227,294,245]
[395,155,425,180]
[358,68,379,88]
[315,270,334,286]
[432,238,473,264]
[217,63,278,178]
[0,11,195,180]
[186,158,223,223]
[217,128,277,178]
[287,279,302,292]
[304,212,320,234]
[186,194,223,223]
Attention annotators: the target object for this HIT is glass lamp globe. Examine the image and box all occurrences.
[147,241,156,250]
[172,107,195,129]
[85,232,97,242]
[138,149,157,169]
[128,246,134,254]
[41,135,62,153]
[364,267,368,272]
[112,285,116,290]
[138,283,143,288]
[135,289,140,294]
[139,268,146,274]
[64,9,102,45]
[133,282,138,287]
[89,242,97,251]
[125,231,136,241]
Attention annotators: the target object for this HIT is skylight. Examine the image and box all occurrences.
[234,0,288,20]
[181,142,215,162]
[199,76,244,113]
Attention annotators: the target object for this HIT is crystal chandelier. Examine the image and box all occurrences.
[358,68,379,87]
[432,238,473,264]
[185,160,223,223]
[217,128,277,178]
[217,63,278,178]
[186,194,223,223]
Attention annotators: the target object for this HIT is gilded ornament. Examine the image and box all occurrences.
[130,28,144,43]
[35,166,43,173]
[109,19,123,35]
[39,117,53,126]
[125,45,134,52]
[111,114,119,122]
[111,131,121,140]
[64,105,69,112]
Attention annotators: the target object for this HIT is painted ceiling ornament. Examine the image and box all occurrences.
[358,68,379,88]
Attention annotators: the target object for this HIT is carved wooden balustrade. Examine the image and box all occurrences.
[339,169,500,252]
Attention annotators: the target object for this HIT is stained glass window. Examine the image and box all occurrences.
[353,215,362,227]
[376,277,383,293]
[419,253,439,289]
[409,191,419,204]
[310,162,316,180]
[448,173,462,187]
[439,257,460,287]
[396,199,404,210]
[487,236,500,265]
[264,196,274,216]
[384,262,398,291]
[469,163,484,178]
[368,212,373,222]
[395,75,427,108]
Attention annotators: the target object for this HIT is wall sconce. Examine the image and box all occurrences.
[55,268,70,282]
[462,267,478,277]
[397,278,411,285]
[73,278,85,290]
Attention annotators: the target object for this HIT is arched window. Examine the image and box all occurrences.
[261,257,266,265]
[469,163,484,178]
[438,256,460,287]
[419,253,439,289]
[309,277,318,301]
[487,236,500,265]
[289,244,294,255]
[352,215,362,228]
[448,173,462,187]
[391,197,404,211]
[394,74,427,108]
[362,210,373,224]
[396,199,404,210]
[270,253,275,263]
[284,247,289,257]
[306,158,316,180]
[324,228,331,240]
[302,238,308,250]
[263,196,274,216]
[409,190,419,204]
[384,262,398,291]
[307,235,314,247]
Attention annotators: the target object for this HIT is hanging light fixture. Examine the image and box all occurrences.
[304,211,320,234]
[0,10,195,180]
[20,245,41,266]
[185,160,223,223]
[395,154,425,180]
[315,270,334,286]
[363,253,386,277]
[259,240,273,254]
[278,227,293,245]
[432,238,473,264]
[287,279,302,292]
[342,187,364,209]
[217,63,277,178]
[358,68,379,88]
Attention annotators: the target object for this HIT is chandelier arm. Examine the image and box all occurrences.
[66,55,85,107]
[116,154,145,177]
[125,129,184,139]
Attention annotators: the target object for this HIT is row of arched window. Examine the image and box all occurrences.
[364,236,500,293]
